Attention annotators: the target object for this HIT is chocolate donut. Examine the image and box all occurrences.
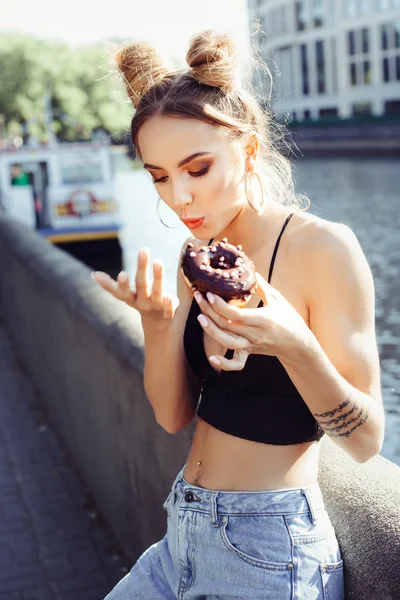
[181,238,258,306]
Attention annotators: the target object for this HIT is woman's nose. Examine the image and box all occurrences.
[171,183,192,208]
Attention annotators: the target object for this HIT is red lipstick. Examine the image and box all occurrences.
[180,217,205,230]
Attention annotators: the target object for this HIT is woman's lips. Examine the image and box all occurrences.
[180,217,205,230]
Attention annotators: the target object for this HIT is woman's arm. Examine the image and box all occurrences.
[278,222,385,463]
[143,238,203,433]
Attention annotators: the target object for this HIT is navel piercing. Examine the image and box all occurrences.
[197,461,202,466]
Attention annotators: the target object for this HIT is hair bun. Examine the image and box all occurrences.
[115,41,170,108]
[186,30,238,92]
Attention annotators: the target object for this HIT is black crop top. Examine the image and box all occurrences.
[183,213,324,445]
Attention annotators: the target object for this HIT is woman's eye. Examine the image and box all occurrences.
[152,175,168,184]
[189,166,210,178]
[152,165,210,185]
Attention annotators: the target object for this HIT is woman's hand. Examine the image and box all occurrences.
[91,249,179,331]
[194,272,313,371]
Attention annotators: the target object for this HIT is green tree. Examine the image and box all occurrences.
[0,33,132,142]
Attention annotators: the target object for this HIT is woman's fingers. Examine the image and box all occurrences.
[92,271,136,306]
[151,259,164,306]
[135,249,150,299]
[197,313,249,349]
[163,294,179,320]
[92,250,175,320]
[210,348,250,371]
[194,292,252,338]
[91,271,119,296]
[116,271,136,307]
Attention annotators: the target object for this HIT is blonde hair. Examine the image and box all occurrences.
[115,30,309,212]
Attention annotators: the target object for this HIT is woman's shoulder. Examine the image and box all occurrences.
[290,211,371,307]
[290,210,359,260]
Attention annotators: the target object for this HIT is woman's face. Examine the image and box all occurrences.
[137,115,249,238]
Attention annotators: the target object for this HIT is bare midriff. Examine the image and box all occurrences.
[183,418,320,491]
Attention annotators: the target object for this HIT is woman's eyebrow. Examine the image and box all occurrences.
[143,152,212,171]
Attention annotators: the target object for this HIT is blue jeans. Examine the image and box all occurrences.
[105,465,344,599]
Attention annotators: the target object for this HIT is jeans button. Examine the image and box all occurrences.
[184,491,195,502]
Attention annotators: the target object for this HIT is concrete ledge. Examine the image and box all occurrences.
[0,215,193,559]
[1,215,399,599]
[318,438,400,599]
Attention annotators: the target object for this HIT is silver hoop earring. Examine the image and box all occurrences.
[244,171,265,212]
[156,197,182,229]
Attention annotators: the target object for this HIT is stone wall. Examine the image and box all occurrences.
[0,215,399,599]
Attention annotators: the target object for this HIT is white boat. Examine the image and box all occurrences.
[0,141,121,244]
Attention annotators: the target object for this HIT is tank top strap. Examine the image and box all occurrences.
[257,212,294,307]
[267,212,294,284]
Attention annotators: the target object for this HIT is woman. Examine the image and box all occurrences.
[94,30,385,599]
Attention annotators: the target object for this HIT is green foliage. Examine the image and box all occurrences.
[0,33,132,142]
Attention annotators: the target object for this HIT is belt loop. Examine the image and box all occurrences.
[172,465,185,491]
[302,487,318,525]
[210,492,219,527]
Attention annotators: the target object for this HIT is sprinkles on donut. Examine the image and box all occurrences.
[181,238,258,307]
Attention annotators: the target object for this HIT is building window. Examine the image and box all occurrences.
[347,27,372,86]
[300,44,309,95]
[362,28,369,53]
[381,21,400,83]
[385,100,400,115]
[312,0,324,27]
[381,24,389,50]
[383,57,390,81]
[304,109,311,120]
[363,61,372,84]
[319,107,338,118]
[350,62,357,85]
[395,21,400,48]
[382,23,398,50]
[316,40,326,93]
[295,1,307,31]
[352,103,372,116]
[331,37,338,92]
[348,31,356,55]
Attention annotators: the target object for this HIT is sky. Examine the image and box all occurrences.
[0,0,251,63]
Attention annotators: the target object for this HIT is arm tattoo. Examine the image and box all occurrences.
[312,393,370,439]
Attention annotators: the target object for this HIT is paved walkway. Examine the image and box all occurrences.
[0,322,129,600]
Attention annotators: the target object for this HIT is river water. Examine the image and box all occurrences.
[113,154,400,466]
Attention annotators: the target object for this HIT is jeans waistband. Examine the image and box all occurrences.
[170,465,325,522]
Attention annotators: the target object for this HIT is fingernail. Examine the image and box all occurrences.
[197,314,208,327]
[90,271,97,280]
[210,356,221,366]
[92,271,108,281]
[194,291,202,303]
[206,292,215,304]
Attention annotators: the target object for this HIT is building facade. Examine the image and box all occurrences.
[248,0,400,120]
